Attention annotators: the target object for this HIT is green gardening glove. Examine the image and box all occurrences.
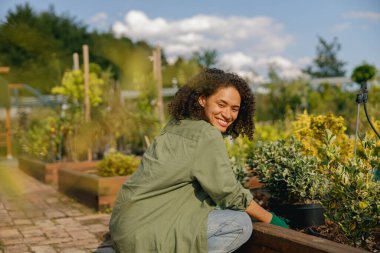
[269,212,289,228]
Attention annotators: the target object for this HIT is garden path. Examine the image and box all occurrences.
[0,159,110,253]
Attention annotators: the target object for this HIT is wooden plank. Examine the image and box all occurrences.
[8,83,23,89]
[236,243,280,253]
[237,223,368,253]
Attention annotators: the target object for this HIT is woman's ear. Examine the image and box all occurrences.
[198,96,206,107]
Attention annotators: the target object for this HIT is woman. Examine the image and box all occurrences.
[109,68,287,253]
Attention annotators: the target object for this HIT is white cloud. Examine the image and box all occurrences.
[113,21,126,37]
[296,57,312,67]
[332,23,352,32]
[220,52,305,82]
[220,52,254,70]
[268,56,305,80]
[112,10,302,82]
[88,12,109,30]
[237,70,267,84]
[112,10,294,57]
[343,11,380,22]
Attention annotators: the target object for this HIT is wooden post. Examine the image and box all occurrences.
[153,45,164,124]
[1,66,12,159]
[73,53,80,70]
[5,106,12,159]
[82,45,92,161]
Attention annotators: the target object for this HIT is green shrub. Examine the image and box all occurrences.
[228,156,248,186]
[18,114,60,162]
[225,136,254,186]
[97,151,140,177]
[322,160,379,248]
[321,134,380,248]
[351,63,377,85]
[255,121,289,142]
[248,137,329,204]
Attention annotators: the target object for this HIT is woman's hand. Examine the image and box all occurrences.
[269,212,289,228]
[245,201,289,228]
[245,200,272,223]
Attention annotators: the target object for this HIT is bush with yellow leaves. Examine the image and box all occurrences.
[292,111,354,165]
[97,151,140,177]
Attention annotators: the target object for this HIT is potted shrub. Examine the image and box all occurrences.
[247,137,329,229]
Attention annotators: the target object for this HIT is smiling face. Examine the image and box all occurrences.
[198,86,241,133]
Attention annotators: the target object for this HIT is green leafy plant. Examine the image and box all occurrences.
[97,151,140,177]
[248,137,329,204]
[322,159,379,248]
[255,121,289,142]
[229,156,248,186]
[225,120,291,187]
[351,63,377,85]
[51,64,108,106]
[18,112,60,162]
[225,136,254,186]
[321,133,380,248]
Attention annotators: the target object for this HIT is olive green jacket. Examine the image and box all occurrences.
[109,119,253,253]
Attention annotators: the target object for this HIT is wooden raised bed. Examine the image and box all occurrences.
[18,156,97,186]
[236,222,368,253]
[58,167,129,211]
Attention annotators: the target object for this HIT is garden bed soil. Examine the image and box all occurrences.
[300,222,379,253]
[58,167,129,211]
[251,188,379,253]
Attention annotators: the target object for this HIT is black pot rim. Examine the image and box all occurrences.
[270,202,324,209]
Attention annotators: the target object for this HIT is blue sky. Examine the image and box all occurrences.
[1,0,380,82]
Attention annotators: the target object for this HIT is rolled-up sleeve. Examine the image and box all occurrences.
[191,126,253,210]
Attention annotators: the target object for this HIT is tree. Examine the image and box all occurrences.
[162,57,201,87]
[0,4,90,93]
[263,66,306,121]
[304,36,346,78]
[192,49,218,69]
[51,64,108,107]
[351,63,377,85]
[0,4,158,93]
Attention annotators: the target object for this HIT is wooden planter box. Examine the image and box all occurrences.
[58,167,129,211]
[236,223,368,253]
[18,156,98,186]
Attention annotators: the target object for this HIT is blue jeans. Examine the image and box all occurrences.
[207,210,253,253]
[95,210,252,253]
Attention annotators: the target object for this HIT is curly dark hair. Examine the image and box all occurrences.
[168,68,255,139]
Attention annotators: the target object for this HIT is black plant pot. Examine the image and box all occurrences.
[269,202,325,229]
